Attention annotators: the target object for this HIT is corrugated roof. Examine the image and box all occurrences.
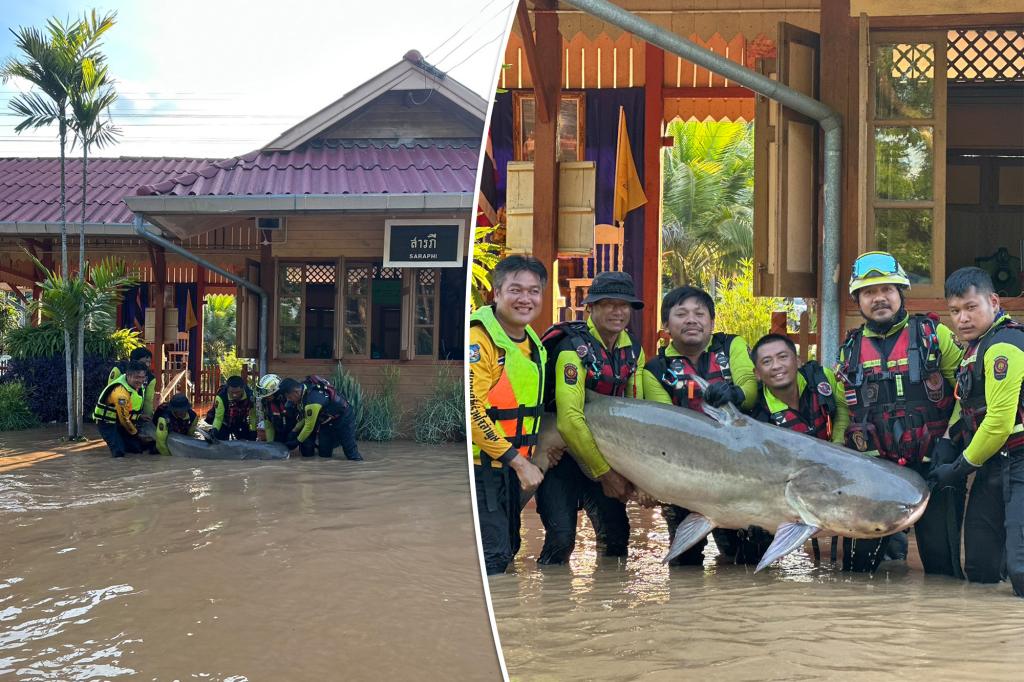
[135,139,479,198]
[0,157,216,224]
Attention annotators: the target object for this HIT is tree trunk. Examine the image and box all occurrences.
[75,146,88,438]
[59,121,73,439]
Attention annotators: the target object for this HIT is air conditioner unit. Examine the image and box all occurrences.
[255,217,284,230]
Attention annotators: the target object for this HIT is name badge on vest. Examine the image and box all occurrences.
[924,372,945,403]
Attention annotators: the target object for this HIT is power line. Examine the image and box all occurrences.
[443,30,509,74]
[432,1,513,70]
[424,0,504,61]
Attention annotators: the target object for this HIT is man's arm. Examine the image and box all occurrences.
[295,403,321,444]
[937,323,965,385]
[824,367,849,444]
[963,342,1024,466]
[555,349,609,479]
[187,415,198,437]
[212,396,226,430]
[642,365,673,405]
[142,380,155,418]
[155,417,171,456]
[728,336,758,410]
[113,387,138,435]
[468,328,521,463]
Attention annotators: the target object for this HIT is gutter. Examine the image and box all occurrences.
[0,221,136,236]
[132,214,268,375]
[562,0,844,365]
[125,192,476,216]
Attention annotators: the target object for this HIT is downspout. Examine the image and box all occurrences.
[132,214,268,375]
[562,0,843,365]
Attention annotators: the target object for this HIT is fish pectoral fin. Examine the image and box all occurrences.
[754,522,819,573]
[663,512,715,565]
[699,401,743,427]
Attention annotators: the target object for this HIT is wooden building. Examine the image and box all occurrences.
[494,0,1023,356]
[0,51,481,419]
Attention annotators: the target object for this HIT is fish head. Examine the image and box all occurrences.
[785,461,930,538]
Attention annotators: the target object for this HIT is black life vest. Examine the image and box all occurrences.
[206,384,254,426]
[837,314,954,465]
[750,362,837,440]
[263,395,299,432]
[302,375,350,424]
[644,333,736,413]
[956,316,1024,454]
[154,404,197,434]
[540,321,642,409]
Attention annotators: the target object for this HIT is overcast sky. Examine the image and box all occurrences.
[0,0,513,157]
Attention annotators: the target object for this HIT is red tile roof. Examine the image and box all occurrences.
[0,157,215,224]
[135,140,479,198]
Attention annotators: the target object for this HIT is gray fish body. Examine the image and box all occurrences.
[583,392,929,540]
[137,423,289,460]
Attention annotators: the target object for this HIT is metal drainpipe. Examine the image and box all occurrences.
[562,0,844,365]
[132,215,268,375]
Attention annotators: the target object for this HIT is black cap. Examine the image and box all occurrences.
[581,271,644,309]
[169,393,190,410]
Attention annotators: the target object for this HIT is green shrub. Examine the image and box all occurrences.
[217,348,245,378]
[359,366,403,441]
[332,361,365,430]
[713,259,793,347]
[0,382,39,431]
[4,322,142,360]
[414,368,466,444]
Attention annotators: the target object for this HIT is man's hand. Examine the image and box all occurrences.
[289,447,301,458]
[633,489,660,508]
[928,453,977,490]
[256,429,267,442]
[508,454,544,492]
[703,382,745,408]
[930,438,958,469]
[599,469,633,502]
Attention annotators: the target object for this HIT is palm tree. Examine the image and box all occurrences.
[203,294,236,363]
[68,13,118,436]
[661,120,755,293]
[2,12,117,437]
[471,223,502,310]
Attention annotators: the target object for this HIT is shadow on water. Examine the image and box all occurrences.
[0,426,499,681]
[491,503,1024,681]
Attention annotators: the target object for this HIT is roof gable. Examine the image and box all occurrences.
[264,51,487,151]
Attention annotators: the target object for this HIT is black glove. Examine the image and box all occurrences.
[285,439,300,451]
[930,438,958,469]
[703,382,745,408]
[927,453,977,489]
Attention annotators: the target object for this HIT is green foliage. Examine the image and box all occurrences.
[27,252,136,333]
[217,348,244,379]
[0,293,22,349]
[661,121,755,292]
[332,361,365,431]
[4,322,140,359]
[359,366,403,442]
[203,293,236,363]
[0,382,39,431]
[713,260,792,348]
[413,368,466,444]
[471,223,502,310]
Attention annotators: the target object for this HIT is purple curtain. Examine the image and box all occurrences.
[121,284,148,331]
[174,283,199,381]
[490,91,514,209]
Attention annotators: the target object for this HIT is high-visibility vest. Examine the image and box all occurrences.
[470,305,545,467]
[93,375,143,426]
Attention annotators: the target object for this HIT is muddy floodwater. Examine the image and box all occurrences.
[491,502,1024,681]
[0,426,500,681]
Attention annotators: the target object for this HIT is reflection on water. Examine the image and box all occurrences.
[491,503,1024,681]
[0,427,498,681]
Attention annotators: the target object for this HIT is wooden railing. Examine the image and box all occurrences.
[770,310,818,363]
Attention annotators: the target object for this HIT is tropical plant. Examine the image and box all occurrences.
[2,10,118,437]
[413,368,465,444]
[0,382,39,431]
[4,323,140,359]
[203,294,237,363]
[331,361,365,433]
[359,366,403,441]
[713,259,793,349]
[661,121,755,293]
[217,348,244,379]
[471,223,502,310]
[0,292,22,350]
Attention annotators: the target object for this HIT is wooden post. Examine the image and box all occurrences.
[526,0,561,327]
[195,265,206,382]
[150,245,166,394]
[259,242,274,364]
[642,43,665,356]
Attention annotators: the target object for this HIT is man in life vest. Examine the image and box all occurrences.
[281,376,363,461]
[154,393,199,456]
[94,361,154,457]
[930,267,1024,597]
[108,347,156,420]
[642,285,757,565]
[208,375,257,440]
[469,255,547,575]
[746,333,850,562]
[255,374,301,446]
[536,271,645,564]
[835,251,964,575]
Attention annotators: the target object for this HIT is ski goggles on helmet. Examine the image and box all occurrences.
[851,252,900,279]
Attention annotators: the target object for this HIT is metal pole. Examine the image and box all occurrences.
[132,215,268,375]
[561,0,843,365]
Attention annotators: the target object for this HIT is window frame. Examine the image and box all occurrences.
[274,260,338,359]
[512,91,586,162]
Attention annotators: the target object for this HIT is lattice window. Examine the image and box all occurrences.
[948,30,1024,83]
[887,43,935,81]
[285,265,303,285]
[417,270,436,287]
[305,263,336,284]
[373,266,403,280]
[347,267,369,285]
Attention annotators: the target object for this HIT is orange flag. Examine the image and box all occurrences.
[185,292,198,331]
[612,106,647,225]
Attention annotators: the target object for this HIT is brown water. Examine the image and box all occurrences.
[491,502,1024,681]
[0,426,500,681]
